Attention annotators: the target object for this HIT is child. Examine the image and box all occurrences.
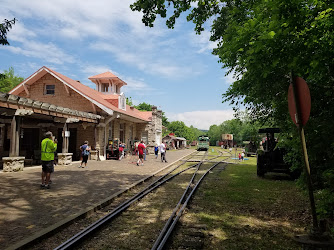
[154,144,159,159]
[119,142,124,160]
[238,153,241,161]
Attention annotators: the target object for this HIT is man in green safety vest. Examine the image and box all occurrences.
[41,131,57,189]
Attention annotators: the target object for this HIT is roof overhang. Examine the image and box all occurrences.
[0,92,102,123]
[10,67,114,116]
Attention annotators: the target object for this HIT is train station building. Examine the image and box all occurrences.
[0,66,162,171]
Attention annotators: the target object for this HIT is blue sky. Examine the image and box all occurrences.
[0,0,236,130]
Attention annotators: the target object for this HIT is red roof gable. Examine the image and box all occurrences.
[9,66,149,122]
[89,72,118,79]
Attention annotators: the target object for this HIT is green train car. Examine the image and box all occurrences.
[197,135,210,151]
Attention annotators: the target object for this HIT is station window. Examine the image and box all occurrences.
[120,123,125,143]
[118,93,126,111]
[101,84,108,92]
[45,84,55,95]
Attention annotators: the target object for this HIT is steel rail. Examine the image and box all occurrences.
[152,151,212,249]
[153,160,224,250]
[54,151,203,250]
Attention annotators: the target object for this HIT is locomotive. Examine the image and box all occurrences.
[256,128,300,178]
[197,135,210,151]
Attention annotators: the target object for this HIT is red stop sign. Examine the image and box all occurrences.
[288,77,311,126]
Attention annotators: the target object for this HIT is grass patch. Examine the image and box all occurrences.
[172,159,310,249]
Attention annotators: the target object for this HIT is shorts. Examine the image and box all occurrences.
[42,161,54,173]
[139,154,144,159]
[82,155,89,163]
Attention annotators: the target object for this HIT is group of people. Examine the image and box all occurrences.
[40,131,169,188]
[155,142,168,163]
[136,141,168,166]
[238,152,245,161]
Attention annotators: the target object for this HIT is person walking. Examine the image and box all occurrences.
[119,142,125,160]
[159,141,167,163]
[41,131,57,189]
[137,140,145,166]
[79,141,90,168]
[241,151,245,161]
[143,142,147,161]
[154,143,159,159]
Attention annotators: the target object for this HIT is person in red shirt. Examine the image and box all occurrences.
[137,140,146,166]
[118,142,124,160]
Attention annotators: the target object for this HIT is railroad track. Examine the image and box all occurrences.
[21,149,232,249]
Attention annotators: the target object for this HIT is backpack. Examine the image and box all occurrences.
[82,145,90,156]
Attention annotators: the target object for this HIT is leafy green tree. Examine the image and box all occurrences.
[207,124,221,146]
[161,114,169,127]
[131,0,334,225]
[167,121,201,142]
[0,67,24,93]
[135,102,152,111]
[1,18,16,79]
[167,121,188,137]
[135,102,169,127]
[189,125,203,141]
[0,18,16,45]
[126,97,134,106]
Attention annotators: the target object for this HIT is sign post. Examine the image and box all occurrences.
[288,74,318,231]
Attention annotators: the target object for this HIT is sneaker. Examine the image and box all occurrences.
[78,165,81,168]
[40,184,45,188]
[136,162,139,166]
[45,184,51,189]
[141,163,144,166]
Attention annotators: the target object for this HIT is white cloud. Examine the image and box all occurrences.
[1,0,207,79]
[3,41,75,64]
[81,65,115,77]
[89,42,193,78]
[0,0,162,40]
[166,109,236,130]
[6,22,36,43]
[221,70,237,85]
[189,30,217,54]
[79,64,156,95]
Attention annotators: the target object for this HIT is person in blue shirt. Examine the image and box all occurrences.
[79,141,90,168]
[154,143,159,159]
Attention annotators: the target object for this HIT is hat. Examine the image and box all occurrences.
[45,131,53,137]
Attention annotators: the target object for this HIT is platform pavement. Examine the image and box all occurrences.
[0,148,194,249]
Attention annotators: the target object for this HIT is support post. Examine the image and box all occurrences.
[9,116,21,157]
[62,123,68,153]
[291,74,318,231]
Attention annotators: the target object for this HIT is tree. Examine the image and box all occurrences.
[134,101,170,127]
[126,97,134,106]
[0,18,16,45]
[207,124,221,146]
[131,0,334,225]
[0,67,24,93]
[1,18,16,79]
[167,121,197,142]
[135,102,153,111]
